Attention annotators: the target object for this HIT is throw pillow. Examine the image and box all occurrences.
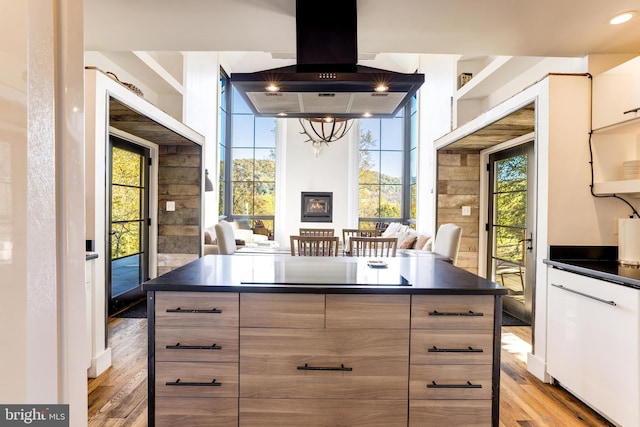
[204,230,213,245]
[414,234,431,250]
[399,234,418,249]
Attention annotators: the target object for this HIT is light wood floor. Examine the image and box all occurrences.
[88,318,614,426]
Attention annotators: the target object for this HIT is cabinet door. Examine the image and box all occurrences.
[240,398,407,427]
[326,294,410,329]
[547,267,640,427]
[155,292,238,327]
[240,328,409,399]
[411,295,494,330]
[592,56,640,129]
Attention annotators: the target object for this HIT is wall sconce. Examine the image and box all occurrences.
[204,169,214,192]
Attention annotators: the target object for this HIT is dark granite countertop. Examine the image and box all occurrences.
[142,254,507,295]
[544,245,640,290]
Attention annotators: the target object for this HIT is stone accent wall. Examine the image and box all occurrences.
[437,150,481,274]
[157,143,202,275]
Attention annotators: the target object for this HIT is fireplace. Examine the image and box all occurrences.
[301,192,332,223]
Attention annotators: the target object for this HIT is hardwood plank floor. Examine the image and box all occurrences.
[88,319,614,426]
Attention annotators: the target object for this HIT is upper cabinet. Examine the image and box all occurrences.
[590,55,640,197]
[592,55,640,130]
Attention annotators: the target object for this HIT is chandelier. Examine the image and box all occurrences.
[299,117,353,157]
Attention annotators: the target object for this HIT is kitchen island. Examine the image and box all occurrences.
[143,254,507,426]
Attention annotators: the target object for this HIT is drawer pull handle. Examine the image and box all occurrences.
[166,307,222,314]
[623,107,640,115]
[427,380,482,389]
[551,284,616,306]
[428,310,484,317]
[166,343,222,350]
[297,363,353,372]
[166,378,222,387]
[428,346,483,353]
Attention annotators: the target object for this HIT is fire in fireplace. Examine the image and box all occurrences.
[301,192,332,222]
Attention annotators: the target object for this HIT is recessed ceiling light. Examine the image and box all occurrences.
[265,84,280,92]
[276,112,287,117]
[362,112,373,118]
[610,11,636,25]
[374,84,389,92]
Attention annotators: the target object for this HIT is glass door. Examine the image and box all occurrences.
[487,142,535,324]
[107,136,150,315]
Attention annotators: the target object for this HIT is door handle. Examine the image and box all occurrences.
[519,233,533,251]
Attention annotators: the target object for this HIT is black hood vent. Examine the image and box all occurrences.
[230,0,424,119]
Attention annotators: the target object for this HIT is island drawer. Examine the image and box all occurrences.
[409,364,492,400]
[155,326,238,362]
[410,329,493,365]
[155,361,238,398]
[240,328,409,399]
[409,400,492,426]
[155,397,238,427]
[240,293,325,328]
[325,294,410,329]
[411,295,494,330]
[155,292,238,327]
[240,398,408,427]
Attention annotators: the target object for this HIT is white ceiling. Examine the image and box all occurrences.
[85,0,640,65]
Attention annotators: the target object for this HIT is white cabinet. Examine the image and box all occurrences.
[547,267,640,427]
[592,55,640,130]
[590,56,640,197]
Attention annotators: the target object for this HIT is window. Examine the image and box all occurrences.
[218,69,229,217]
[358,97,416,229]
[222,84,276,233]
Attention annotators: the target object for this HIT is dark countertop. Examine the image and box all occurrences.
[544,245,640,290]
[86,252,98,261]
[142,254,507,295]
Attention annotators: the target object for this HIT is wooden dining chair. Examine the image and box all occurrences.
[290,235,339,256]
[299,228,335,237]
[341,228,381,254]
[348,236,398,257]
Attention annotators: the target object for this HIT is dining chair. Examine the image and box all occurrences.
[214,220,237,255]
[341,228,381,254]
[348,236,398,257]
[432,223,462,264]
[299,228,335,237]
[290,235,339,256]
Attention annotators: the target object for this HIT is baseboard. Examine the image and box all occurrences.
[87,347,112,378]
[527,351,551,383]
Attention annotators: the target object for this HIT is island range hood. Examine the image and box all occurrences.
[230,0,424,119]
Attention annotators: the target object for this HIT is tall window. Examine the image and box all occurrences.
[358,99,415,229]
[224,85,276,232]
[408,94,418,227]
[218,69,229,217]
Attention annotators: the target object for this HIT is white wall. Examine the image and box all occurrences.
[0,0,87,424]
[275,119,358,245]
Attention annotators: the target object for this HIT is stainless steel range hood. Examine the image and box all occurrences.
[230,0,424,119]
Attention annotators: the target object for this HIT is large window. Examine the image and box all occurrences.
[218,69,229,217]
[221,83,276,233]
[358,96,416,229]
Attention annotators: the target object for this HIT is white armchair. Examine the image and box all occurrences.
[432,223,462,265]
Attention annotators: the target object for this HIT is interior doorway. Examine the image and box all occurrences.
[486,141,535,324]
[107,135,150,315]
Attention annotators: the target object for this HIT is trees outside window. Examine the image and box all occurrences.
[358,95,416,229]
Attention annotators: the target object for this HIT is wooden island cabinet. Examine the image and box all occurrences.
[143,254,507,426]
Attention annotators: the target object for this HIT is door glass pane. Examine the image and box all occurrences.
[490,145,531,324]
[110,143,145,301]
